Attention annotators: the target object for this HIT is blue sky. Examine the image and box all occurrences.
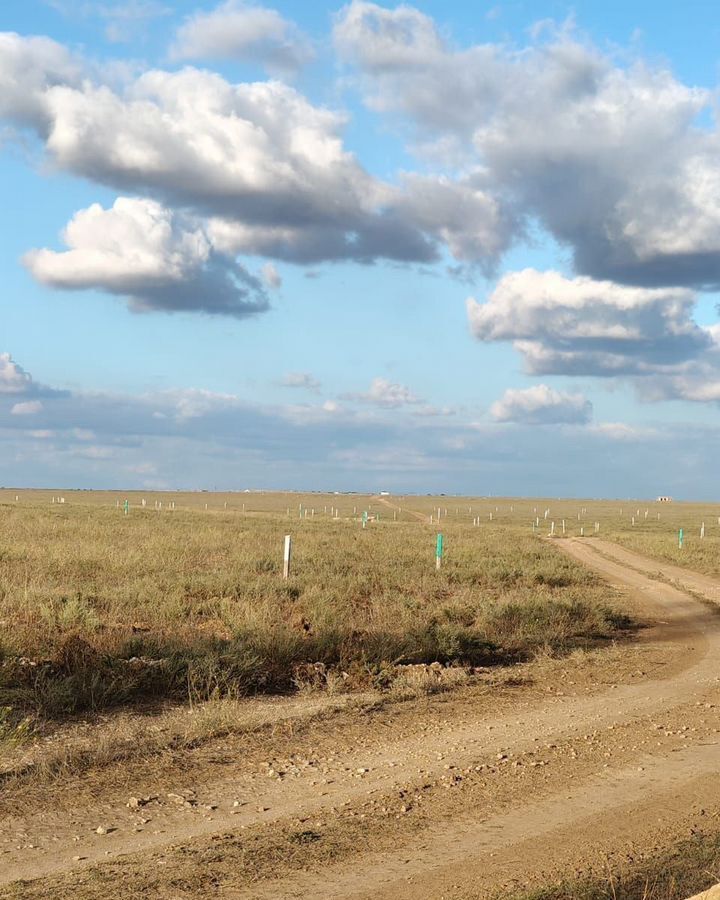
[2,0,720,497]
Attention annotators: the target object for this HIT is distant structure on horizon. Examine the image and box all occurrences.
[657,496,673,502]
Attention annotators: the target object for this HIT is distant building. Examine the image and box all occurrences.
[657,496,673,502]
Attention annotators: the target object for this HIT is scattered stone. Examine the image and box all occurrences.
[167,793,195,808]
[126,796,154,809]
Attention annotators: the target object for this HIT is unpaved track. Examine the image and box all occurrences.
[2,538,720,897]
[372,495,429,522]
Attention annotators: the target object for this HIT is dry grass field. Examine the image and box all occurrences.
[3,489,720,900]
[0,489,631,730]
[1,487,716,731]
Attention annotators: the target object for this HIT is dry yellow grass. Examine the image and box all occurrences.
[0,490,639,734]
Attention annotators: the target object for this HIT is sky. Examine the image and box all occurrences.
[2,0,720,498]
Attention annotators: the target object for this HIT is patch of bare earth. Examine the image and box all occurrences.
[2,539,720,898]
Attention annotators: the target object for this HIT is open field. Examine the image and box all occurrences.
[0,490,628,724]
[2,490,720,898]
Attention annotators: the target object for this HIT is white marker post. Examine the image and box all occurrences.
[283,534,292,579]
[701,522,706,539]
[550,521,555,535]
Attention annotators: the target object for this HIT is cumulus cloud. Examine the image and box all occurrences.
[0,32,81,128]
[0,353,33,394]
[170,2,315,75]
[335,3,720,288]
[468,269,710,376]
[334,2,444,75]
[24,197,269,317]
[491,384,592,425]
[347,377,421,408]
[392,173,517,268]
[0,34,513,271]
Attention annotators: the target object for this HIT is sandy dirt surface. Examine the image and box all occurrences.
[2,537,720,898]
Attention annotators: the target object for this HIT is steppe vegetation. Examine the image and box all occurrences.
[0,490,631,734]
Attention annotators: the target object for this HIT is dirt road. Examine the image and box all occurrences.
[2,538,720,898]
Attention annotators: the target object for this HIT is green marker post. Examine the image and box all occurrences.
[123,499,129,516]
[678,527,684,549]
[436,533,444,570]
[362,511,368,529]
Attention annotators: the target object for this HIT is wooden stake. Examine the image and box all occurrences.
[283,534,292,579]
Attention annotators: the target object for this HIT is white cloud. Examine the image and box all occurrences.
[335,3,720,287]
[11,400,43,416]
[160,388,242,421]
[0,32,81,128]
[347,377,422,408]
[170,2,315,75]
[468,269,709,376]
[334,2,443,71]
[392,173,517,268]
[491,384,592,425]
[0,351,709,498]
[24,197,269,317]
[1,35,507,270]
[0,353,33,394]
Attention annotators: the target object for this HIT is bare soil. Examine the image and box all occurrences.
[2,538,720,898]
